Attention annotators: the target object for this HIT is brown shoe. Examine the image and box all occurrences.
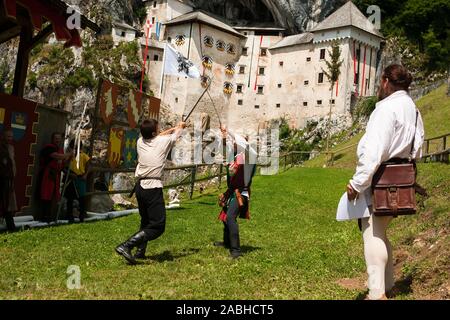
[364,294,388,300]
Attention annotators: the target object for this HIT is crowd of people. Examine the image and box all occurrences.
[0,130,91,229]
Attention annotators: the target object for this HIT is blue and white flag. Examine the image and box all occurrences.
[155,22,161,39]
[163,44,201,79]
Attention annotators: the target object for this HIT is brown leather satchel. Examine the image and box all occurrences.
[371,110,419,217]
[371,160,417,216]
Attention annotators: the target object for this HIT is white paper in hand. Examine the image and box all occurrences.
[336,192,371,221]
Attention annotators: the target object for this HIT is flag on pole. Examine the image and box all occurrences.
[140,20,152,92]
[163,44,201,79]
[156,22,161,39]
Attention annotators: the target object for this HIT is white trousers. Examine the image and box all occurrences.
[361,213,394,299]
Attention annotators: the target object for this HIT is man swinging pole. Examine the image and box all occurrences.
[115,119,186,264]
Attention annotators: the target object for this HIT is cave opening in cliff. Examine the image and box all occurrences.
[193,0,279,30]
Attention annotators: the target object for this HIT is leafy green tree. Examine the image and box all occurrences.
[322,40,343,152]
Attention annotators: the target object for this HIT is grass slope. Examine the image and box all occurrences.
[306,84,450,169]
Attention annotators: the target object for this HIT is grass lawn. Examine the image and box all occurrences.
[0,167,370,300]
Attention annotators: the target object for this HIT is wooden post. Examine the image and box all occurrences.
[443,136,447,151]
[12,25,33,97]
[85,79,104,209]
[189,165,197,200]
[426,140,430,155]
[284,154,287,171]
[218,164,223,188]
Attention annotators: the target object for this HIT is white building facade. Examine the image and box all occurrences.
[140,1,383,132]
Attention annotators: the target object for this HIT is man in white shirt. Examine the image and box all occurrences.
[116,119,185,264]
[346,64,424,299]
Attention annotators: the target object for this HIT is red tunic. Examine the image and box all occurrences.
[39,144,63,201]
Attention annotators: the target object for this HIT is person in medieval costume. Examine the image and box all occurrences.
[115,119,186,265]
[0,130,16,231]
[63,139,91,223]
[346,64,424,299]
[38,132,72,223]
[214,126,257,259]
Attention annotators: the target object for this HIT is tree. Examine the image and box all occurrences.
[322,40,343,153]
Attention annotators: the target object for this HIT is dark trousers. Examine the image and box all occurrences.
[136,186,166,242]
[66,196,86,222]
[223,196,248,254]
[3,212,15,231]
[0,179,15,231]
[41,199,56,222]
[65,181,86,222]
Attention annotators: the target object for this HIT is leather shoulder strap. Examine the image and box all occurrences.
[409,110,419,161]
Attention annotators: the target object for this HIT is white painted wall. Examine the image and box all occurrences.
[143,6,382,132]
[112,27,137,44]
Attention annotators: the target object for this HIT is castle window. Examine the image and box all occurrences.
[330,99,335,104]
[278,83,282,88]
[304,80,309,85]
[175,97,179,103]
[317,100,322,105]
[318,73,324,84]
[121,31,126,37]
[306,57,311,62]
[153,55,159,61]
[303,102,308,106]
[238,99,243,105]
[276,103,281,108]
[152,17,155,24]
[259,67,265,75]
[153,1,157,8]
[257,86,264,94]
[236,85,243,93]
[242,47,248,55]
[239,66,245,74]
[354,72,359,85]
[254,105,260,109]
[320,49,326,60]
[260,48,267,56]
[279,61,284,66]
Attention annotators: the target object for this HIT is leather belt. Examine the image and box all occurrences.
[129,177,162,197]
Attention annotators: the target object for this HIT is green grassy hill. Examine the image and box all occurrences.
[306,84,450,169]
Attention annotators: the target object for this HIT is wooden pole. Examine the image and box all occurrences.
[12,25,32,97]
[189,165,197,199]
[218,164,223,188]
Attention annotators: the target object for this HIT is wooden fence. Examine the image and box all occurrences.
[421,133,449,163]
[85,132,449,201]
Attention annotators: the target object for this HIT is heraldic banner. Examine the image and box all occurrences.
[0,93,39,213]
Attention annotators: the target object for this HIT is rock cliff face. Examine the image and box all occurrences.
[191,0,345,33]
